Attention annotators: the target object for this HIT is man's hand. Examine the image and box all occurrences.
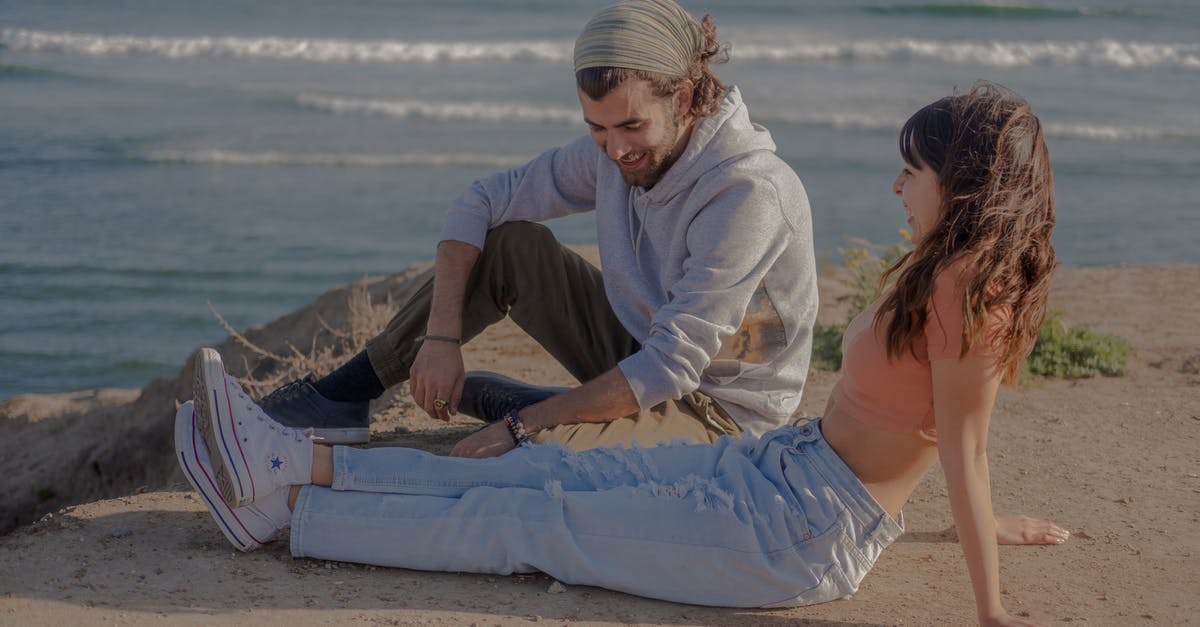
[410,239,480,421]
[450,422,516,458]
[409,340,465,420]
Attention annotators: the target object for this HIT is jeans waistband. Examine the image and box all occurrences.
[784,419,904,545]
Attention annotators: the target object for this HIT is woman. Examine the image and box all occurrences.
[178,81,1066,625]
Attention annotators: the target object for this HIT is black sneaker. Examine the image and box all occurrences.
[257,375,370,444]
[459,371,567,423]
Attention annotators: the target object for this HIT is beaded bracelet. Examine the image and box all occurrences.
[502,409,532,447]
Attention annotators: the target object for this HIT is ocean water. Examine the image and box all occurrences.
[2,0,1198,399]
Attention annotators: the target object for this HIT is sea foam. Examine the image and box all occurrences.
[756,111,1197,142]
[5,28,1199,71]
[734,38,1200,69]
[296,94,579,124]
[0,28,571,64]
[143,149,526,168]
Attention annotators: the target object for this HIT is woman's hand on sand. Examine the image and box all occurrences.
[994,513,1070,545]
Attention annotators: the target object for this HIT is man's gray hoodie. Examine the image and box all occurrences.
[440,87,817,437]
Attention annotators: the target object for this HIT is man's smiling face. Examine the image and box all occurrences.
[579,78,690,189]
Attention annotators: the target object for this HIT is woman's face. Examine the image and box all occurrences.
[892,158,943,244]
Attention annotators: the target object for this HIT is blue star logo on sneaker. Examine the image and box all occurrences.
[269,454,287,472]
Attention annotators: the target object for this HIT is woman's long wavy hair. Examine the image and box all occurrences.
[875,81,1057,383]
[575,14,729,119]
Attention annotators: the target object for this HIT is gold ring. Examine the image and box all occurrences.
[433,398,448,410]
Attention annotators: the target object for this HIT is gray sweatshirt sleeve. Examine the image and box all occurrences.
[617,175,799,408]
[440,135,600,248]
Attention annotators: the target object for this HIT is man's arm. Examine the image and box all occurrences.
[441,136,601,250]
[409,240,479,419]
[421,138,601,420]
[519,367,640,430]
[449,367,639,458]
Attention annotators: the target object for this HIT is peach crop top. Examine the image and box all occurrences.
[828,259,1004,442]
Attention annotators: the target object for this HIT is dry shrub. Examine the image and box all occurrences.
[209,281,397,397]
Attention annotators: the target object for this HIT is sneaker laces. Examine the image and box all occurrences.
[259,375,314,405]
[479,387,520,423]
[227,376,313,443]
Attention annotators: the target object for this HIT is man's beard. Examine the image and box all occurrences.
[618,113,681,189]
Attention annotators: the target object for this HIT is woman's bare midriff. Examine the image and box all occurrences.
[819,401,940,519]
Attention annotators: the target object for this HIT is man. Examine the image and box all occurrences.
[260,0,818,458]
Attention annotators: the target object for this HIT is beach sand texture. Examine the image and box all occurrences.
[1,253,1197,626]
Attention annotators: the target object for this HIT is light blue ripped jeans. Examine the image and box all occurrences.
[289,420,903,608]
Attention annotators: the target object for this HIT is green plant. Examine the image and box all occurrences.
[811,234,911,372]
[839,236,911,315]
[1025,309,1131,379]
[812,236,1132,381]
[811,323,846,371]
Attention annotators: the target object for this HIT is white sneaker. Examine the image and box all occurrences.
[174,401,291,551]
[192,347,314,508]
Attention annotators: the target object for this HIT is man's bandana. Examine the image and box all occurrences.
[573,0,704,77]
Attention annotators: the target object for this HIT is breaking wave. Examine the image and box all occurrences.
[296,94,579,124]
[759,111,1199,142]
[0,28,570,64]
[143,149,526,168]
[862,3,1146,18]
[6,28,1199,71]
[734,38,1200,70]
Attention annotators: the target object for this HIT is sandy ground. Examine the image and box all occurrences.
[1,260,1197,626]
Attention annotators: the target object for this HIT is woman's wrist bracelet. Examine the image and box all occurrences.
[502,409,532,446]
[416,334,461,345]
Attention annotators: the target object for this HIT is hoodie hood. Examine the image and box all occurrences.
[643,86,777,205]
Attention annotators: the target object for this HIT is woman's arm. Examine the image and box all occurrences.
[932,354,1041,626]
